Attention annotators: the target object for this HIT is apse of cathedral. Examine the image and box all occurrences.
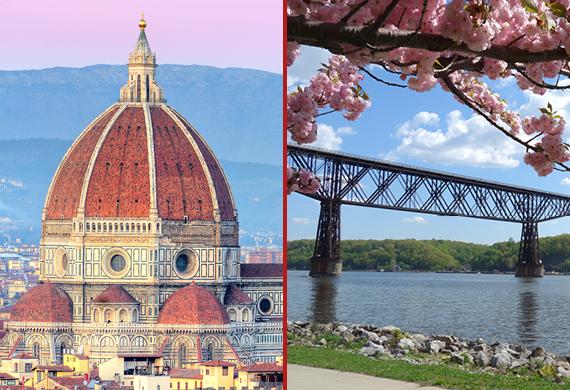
[0,18,283,367]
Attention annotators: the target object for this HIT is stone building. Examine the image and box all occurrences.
[0,17,282,368]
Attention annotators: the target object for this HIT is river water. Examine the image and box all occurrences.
[287,270,570,355]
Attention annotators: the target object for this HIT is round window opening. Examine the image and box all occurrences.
[173,249,199,278]
[110,254,126,272]
[259,297,272,315]
[61,254,68,270]
[176,254,189,273]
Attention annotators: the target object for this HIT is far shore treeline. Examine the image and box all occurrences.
[287,235,570,273]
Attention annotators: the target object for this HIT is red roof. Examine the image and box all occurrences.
[34,365,73,372]
[240,264,283,278]
[48,376,89,389]
[6,353,34,360]
[200,360,235,367]
[240,363,283,373]
[157,284,230,325]
[45,104,235,222]
[168,368,202,379]
[92,286,138,304]
[0,387,34,390]
[224,284,254,305]
[10,283,73,323]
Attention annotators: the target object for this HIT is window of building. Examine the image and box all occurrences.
[222,367,228,376]
[110,254,126,272]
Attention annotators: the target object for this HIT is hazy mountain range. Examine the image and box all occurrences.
[0,65,282,245]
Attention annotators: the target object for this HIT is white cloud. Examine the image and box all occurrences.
[292,217,311,225]
[252,197,261,203]
[287,46,330,87]
[337,126,355,135]
[561,177,570,186]
[386,110,520,168]
[402,216,427,224]
[312,124,356,151]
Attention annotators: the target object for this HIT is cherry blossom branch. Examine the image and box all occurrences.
[289,16,569,64]
[360,67,407,88]
[442,75,570,173]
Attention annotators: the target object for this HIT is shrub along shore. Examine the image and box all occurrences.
[288,321,570,389]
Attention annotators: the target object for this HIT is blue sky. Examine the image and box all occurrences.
[288,46,570,244]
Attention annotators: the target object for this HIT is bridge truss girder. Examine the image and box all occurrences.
[288,146,570,277]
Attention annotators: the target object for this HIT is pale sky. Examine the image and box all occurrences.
[0,0,282,73]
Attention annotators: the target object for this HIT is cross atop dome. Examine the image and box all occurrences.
[119,15,164,103]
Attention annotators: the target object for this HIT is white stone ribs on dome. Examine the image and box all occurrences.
[168,106,237,217]
[161,104,221,220]
[142,103,158,216]
[42,104,120,221]
[77,104,128,217]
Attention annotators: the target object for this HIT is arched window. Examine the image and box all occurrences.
[104,309,113,323]
[93,308,100,323]
[178,344,187,368]
[146,74,150,102]
[136,74,141,102]
[32,343,41,358]
[132,308,139,322]
[242,309,250,322]
[228,308,237,322]
[119,309,128,323]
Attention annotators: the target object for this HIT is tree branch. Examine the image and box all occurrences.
[289,16,569,64]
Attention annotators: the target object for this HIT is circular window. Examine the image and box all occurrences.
[258,296,273,315]
[54,247,68,278]
[103,248,131,278]
[176,254,189,273]
[173,249,199,278]
[110,255,126,272]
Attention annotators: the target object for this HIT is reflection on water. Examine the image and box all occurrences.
[517,278,540,345]
[288,270,570,355]
[311,276,338,323]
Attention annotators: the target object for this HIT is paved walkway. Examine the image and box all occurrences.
[288,365,445,389]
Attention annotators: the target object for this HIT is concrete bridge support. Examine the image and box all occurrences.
[516,221,544,277]
[310,201,342,277]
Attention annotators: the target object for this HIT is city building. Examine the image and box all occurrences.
[0,17,282,370]
[243,248,283,264]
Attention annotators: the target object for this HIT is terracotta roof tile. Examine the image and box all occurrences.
[49,376,89,389]
[10,283,72,323]
[224,284,254,305]
[34,365,73,372]
[199,360,235,367]
[168,368,202,379]
[240,264,283,278]
[239,363,283,373]
[44,104,235,222]
[92,286,138,304]
[157,284,230,325]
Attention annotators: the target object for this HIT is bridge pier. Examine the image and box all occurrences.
[310,201,342,277]
[516,221,544,277]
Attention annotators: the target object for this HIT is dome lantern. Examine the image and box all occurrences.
[120,16,164,103]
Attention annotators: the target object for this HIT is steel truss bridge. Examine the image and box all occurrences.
[287,145,570,277]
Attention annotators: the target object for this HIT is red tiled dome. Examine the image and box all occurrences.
[224,284,254,305]
[92,285,138,304]
[157,284,230,325]
[44,104,235,222]
[10,283,73,323]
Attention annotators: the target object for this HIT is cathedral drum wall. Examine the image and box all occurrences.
[2,18,282,367]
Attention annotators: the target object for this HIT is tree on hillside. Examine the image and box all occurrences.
[287,0,570,194]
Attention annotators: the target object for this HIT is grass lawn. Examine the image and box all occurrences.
[288,346,570,390]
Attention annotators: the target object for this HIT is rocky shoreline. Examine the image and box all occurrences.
[288,321,570,380]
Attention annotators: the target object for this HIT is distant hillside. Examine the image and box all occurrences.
[0,139,281,245]
[288,237,570,272]
[0,64,281,165]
